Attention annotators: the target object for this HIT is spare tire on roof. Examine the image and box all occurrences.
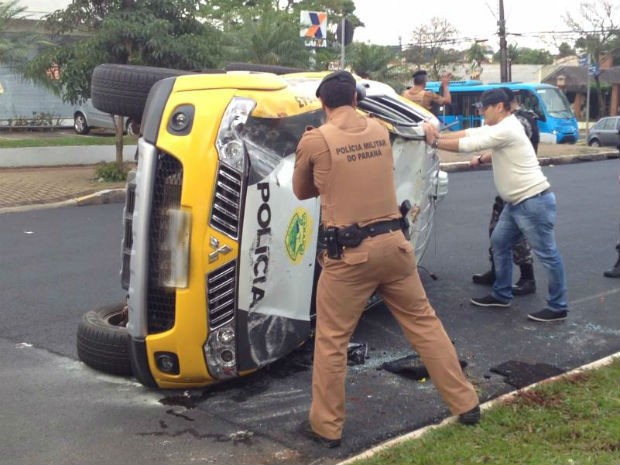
[91,64,193,121]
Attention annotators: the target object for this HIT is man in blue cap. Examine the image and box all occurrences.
[424,88,568,323]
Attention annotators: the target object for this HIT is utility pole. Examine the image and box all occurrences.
[498,0,508,82]
[340,17,345,69]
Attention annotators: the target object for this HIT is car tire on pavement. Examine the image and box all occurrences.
[588,139,601,147]
[91,64,193,121]
[77,304,132,376]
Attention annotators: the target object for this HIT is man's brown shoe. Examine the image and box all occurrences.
[298,420,341,448]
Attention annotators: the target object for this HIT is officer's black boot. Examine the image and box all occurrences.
[513,263,536,295]
[472,264,495,286]
[603,246,620,279]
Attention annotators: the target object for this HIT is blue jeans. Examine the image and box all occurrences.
[490,191,568,313]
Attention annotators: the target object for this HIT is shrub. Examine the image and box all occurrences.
[94,162,131,182]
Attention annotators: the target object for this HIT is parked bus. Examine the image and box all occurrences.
[425,80,579,144]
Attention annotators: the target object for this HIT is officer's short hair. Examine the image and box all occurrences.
[412,69,427,85]
[316,70,357,109]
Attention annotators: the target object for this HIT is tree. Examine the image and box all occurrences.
[512,47,553,65]
[222,8,311,67]
[0,0,50,67]
[465,42,487,66]
[557,42,575,59]
[23,0,223,170]
[404,17,458,79]
[564,0,620,117]
[347,42,409,92]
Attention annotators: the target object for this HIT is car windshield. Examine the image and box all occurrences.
[242,110,324,184]
[537,88,574,118]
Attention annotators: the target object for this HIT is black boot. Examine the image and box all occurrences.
[513,263,536,295]
[604,246,620,278]
[472,265,495,286]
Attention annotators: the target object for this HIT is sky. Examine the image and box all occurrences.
[20,0,600,54]
[352,0,590,53]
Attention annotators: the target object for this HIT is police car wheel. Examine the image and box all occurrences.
[91,64,194,121]
[76,304,132,377]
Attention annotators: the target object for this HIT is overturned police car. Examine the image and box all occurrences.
[76,64,448,389]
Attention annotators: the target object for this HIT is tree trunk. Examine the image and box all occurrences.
[114,115,124,170]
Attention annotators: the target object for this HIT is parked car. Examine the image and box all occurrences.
[73,99,138,135]
[76,64,448,389]
[587,116,620,147]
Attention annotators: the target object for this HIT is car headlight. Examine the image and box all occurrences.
[216,98,256,173]
[204,322,238,380]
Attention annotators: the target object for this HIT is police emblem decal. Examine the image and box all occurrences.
[285,208,312,264]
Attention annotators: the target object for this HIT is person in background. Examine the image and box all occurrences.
[604,169,620,278]
[472,88,539,296]
[292,70,480,448]
[424,88,568,323]
[402,69,451,117]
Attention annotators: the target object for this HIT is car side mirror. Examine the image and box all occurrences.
[356,83,366,103]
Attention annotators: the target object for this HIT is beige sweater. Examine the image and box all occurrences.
[459,114,550,204]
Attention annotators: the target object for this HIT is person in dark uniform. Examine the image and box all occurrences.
[606,133,620,278]
[292,70,480,448]
[472,88,539,295]
[604,238,620,278]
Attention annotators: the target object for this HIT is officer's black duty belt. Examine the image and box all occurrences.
[320,219,405,259]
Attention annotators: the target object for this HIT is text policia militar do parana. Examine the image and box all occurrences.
[335,138,387,162]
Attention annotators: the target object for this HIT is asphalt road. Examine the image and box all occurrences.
[1,159,619,465]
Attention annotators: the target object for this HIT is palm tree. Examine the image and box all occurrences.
[347,42,409,93]
[224,9,310,67]
[0,0,45,66]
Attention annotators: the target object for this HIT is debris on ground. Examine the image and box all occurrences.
[347,342,368,365]
[490,360,564,388]
[379,353,468,380]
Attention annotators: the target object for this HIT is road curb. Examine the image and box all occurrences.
[75,188,126,206]
[337,351,620,465]
[0,188,126,215]
[439,151,618,172]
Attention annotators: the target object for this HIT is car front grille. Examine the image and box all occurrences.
[206,260,237,329]
[121,178,136,290]
[210,164,242,239]
[147,153,183,333]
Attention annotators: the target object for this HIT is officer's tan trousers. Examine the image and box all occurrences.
[309,231,479,440]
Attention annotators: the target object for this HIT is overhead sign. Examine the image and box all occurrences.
[578,53,590,67]
[588,64,600,77]
[300,10,327,48]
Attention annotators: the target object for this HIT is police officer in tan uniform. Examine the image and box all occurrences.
[402,69,451,114]
[293,70,480,448]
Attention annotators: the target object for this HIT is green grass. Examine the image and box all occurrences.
[0,133,137,148]
[353,359,620,465]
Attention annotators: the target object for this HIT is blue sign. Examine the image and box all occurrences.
[588,64,600,77]
[578,53,589,67]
